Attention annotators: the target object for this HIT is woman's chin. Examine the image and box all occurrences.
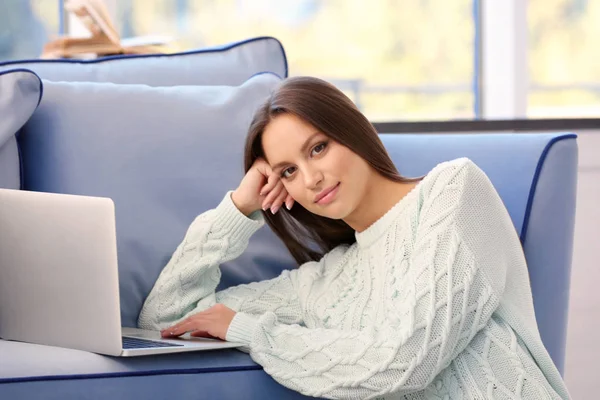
[311,203,349,220]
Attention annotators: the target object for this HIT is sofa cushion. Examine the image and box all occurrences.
[19,72,297,328]
[0,37,287,86]
[0,69,42,190]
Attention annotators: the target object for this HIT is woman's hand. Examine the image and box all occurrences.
[231,158,294,216]
[160,304,236,341]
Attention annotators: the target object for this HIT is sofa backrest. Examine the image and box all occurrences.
[0,36,287,86]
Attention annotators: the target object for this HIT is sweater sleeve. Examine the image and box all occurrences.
[225,161,511,399]
[137,192,304,331]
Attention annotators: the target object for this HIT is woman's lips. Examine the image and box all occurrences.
[315,183,340,205]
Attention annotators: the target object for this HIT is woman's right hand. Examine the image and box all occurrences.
[231,158,294,216]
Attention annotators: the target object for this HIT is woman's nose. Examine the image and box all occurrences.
[303,167,324,190]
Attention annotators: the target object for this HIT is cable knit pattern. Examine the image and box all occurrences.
[138,158,570,399]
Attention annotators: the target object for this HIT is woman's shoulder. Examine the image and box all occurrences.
[422,157,486,189]
[423,157,477,182]
[418,157,494,206]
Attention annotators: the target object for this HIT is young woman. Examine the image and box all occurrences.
[138,77,569,399]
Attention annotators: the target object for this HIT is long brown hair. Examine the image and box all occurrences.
[244,76,418,265]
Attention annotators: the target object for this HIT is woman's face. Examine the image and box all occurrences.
[262,113,373,219]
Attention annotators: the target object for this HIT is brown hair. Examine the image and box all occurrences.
[244,76,418,265]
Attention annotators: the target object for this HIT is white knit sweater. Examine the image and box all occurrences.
[138,158,570,400]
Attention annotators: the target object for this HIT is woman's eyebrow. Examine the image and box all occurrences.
[271,132,322,170]
[299,132,322,153]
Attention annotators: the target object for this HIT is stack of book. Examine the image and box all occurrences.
[42,0,168,59]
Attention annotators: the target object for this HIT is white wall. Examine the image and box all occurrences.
[564,129,600,398]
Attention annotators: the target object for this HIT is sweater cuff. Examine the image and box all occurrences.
[226,312,260,345]
[213,191,264,243]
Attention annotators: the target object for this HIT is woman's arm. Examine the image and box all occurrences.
[138,191,304,330]
[224,161,512,399]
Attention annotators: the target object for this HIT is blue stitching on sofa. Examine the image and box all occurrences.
[0,36,289,78]
[0,364,262,384]
[0,68,43,191]
[17,136,24,190]
[519,133,577,244]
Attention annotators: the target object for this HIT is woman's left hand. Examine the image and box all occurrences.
[160,304,236,340]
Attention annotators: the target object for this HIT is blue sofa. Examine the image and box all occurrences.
[0,38,576,399]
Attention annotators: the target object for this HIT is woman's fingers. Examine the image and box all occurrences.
[261,178,294,214]
[161,316,201,338]
[284,194,294,210]
[259,166,278,196]
[272,189,288,214]
[254,160,294,214]
[262,180,284,210]
[161,320,190,337]
[190,330,217,339]
[159,304,234,341]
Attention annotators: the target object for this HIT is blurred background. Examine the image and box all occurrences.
[1,0,599,121]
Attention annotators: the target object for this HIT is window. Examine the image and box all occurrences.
[117,0,476,122]
[528,0,600,118]
[3,1,599,121]
[0,0,61,62]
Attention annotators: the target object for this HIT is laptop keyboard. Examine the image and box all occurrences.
[122,336,184,349]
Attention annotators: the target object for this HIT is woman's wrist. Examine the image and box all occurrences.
[226,312,259,345]
[231,190,257,217]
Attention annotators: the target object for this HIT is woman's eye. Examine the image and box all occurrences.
[282,167,296,178]
[311,142,327,156]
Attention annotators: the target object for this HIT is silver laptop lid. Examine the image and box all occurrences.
[0,189,122,356]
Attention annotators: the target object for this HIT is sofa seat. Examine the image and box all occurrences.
[0,340,311,399]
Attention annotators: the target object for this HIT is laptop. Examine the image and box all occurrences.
[0,188,243,356]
